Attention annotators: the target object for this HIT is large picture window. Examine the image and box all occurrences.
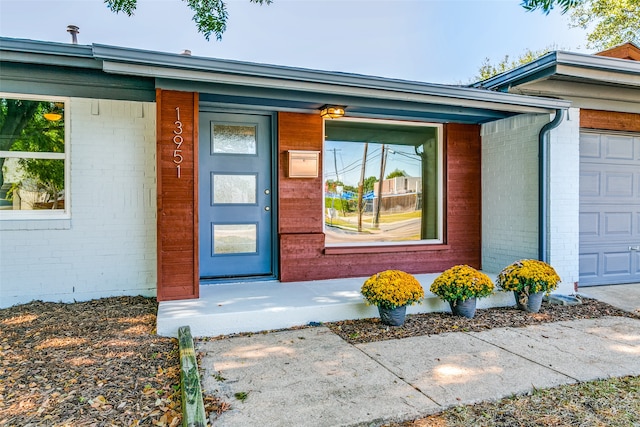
[0,95,68,217]
[324,119,442,246]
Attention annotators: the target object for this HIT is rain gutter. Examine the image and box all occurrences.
[538,109,564,262]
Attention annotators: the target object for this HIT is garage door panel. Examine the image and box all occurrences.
[604,134,635,160]
[579,131,640,286]
[580,171,601,197]
[603,251,632,276]
[579,133,601,158]
[604,172,634,197]
[604,212,633,237]
[579,212,599,237]
[579,252,599,278]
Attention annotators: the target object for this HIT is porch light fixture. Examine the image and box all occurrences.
[320,105,345,119]
[44,103,64,122]
[43,112,62,121]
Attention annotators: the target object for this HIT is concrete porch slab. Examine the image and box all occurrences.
[157,272,514,337]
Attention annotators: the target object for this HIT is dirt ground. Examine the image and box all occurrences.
[0,295,637,426]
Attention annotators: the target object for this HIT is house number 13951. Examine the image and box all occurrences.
[173,107,184,178]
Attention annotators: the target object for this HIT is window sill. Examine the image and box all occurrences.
[324,243,450,255]
[0,217,71,231]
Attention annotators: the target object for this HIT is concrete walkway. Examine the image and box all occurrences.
[196,284,640,426]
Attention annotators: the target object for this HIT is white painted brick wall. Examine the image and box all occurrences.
[547,108,580,293]
[0,98,157,307]
[481,110,580,295]
[481,114,547,274]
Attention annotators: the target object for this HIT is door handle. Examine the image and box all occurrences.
[630,246,640,251]
[264,206,270,211]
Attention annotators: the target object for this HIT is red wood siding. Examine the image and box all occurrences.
[277,113,482,282]
[580,110,640,133]
[156,90,199,301]
[277,112,325,235]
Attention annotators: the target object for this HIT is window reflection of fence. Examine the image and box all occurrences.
[365,193,420,214]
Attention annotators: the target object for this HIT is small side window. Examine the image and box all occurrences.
[0,95,68,218]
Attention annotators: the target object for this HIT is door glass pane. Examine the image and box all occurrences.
[212,124,256,154]
[213,174,256,204]
[213,224,257,254]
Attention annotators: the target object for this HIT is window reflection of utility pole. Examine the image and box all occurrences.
[327,148,341,223]
[357,143,368,232]
[374,144,386,228]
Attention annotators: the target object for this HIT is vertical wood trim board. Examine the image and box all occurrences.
[156,89,199,301]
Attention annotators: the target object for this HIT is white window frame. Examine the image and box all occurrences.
[0,93,70,221]
[323,117,444,248]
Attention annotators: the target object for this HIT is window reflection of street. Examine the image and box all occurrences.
[323,119,442,246]
[325,211,421,243]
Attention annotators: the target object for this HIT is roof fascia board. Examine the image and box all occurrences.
[556,51,640,75]
[0,37,99,69]
[554,63,640,87]
[476,50,640,91]
[102,58,569,115]
[472,52,559,90]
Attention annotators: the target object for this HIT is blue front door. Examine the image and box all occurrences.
[198,112,273,279]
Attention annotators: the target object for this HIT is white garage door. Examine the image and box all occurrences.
[579,131,640,286]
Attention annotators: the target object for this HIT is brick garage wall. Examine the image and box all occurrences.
[548,108,580,293]
[0,98,157,307]
[481,114,546,272]
[481,111,579,295]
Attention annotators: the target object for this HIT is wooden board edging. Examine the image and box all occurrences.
[178,326,207,427]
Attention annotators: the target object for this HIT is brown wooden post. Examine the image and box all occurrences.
[156,89,199,301]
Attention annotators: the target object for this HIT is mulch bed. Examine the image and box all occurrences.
[0,295,637,426]
[0,296,215,427]
[326,298,638,344]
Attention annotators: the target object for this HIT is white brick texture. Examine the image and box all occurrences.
[481,110,580,295]
[0,98,157,307]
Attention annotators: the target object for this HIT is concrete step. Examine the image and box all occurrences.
[157,272,515,337]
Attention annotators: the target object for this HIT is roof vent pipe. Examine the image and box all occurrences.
[180,49,192,56]
[538,109,564,263]
[67,25,79,44]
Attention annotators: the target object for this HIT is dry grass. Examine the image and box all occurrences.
[388,376,640,427]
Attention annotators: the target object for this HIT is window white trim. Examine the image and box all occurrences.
[0,93,70,220]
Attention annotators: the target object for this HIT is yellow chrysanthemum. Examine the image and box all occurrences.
[361,270,424,309]
[430,265,494,303]
[496,259,561,294]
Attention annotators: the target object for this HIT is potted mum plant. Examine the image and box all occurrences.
[430,265,494,318]
[361,270,424,326]
[496,259,561,313]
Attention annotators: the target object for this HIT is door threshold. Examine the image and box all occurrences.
[200,275,277,285]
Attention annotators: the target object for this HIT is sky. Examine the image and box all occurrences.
[0,0,590,85]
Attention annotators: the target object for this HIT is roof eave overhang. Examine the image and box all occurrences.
[0,37,100,69]
[475,50,640,91]
[93,44,569,117]
[1,38,570,121]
